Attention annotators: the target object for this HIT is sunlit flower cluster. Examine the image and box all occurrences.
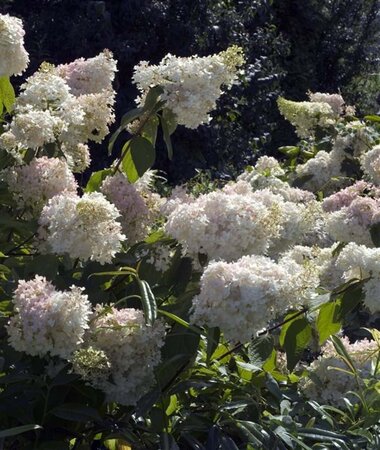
[101,173,162,245]
[277,97,335,138]
[38,192,125,264]
[0,13,29,77]
[7,276,92,359]
[4,157,77,213]
[132,45,244,129]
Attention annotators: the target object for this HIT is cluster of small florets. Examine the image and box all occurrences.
[56,50,117,96]
[101,173,161,244]
[308,92,345,115]
[38,192,125,264]
[191,253,320,342]
[277,97,335,138]
[164,182,283,261]
[132,46,244,129]
[2,51,116,170]
[238,156,315,203]
[0,14,29,77]
[336,242,380,313]
[7,276,92,359]
[361,145,380,185]
[77,306,166,405]
[323,182,380,246]
[300,337,378,406]
[3,157,77,213]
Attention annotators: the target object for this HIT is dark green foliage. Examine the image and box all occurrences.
[3,0,379,182]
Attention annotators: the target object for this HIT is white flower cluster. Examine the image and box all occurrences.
[308,92,345,115]
[337,242,380,313]
[165,179,326,262]
[74,306,165,405]
[191,253,321,342]
[56,49,117,96]
[238,156,315,203]
[361,145,380,185]
[0,14,29,77]
[3,157,77,213]
[3,51,116,170]
[164,182,283,261]
[277,97,335,138]
[38,192,125,264]
[7,276,91,359]
[300,337,378,406]
[323,183,380,246]
[132,45,244,129]
[101,173,161,245]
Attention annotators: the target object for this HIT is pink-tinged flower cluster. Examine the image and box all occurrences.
[0,14,29,77]
[308,92,345,115]
[38,192,125,264]
[7,276,92,359]
[101,173,161,244]
[322,181,379,212]
[4,156,77,213]
[74,306,166,405]
[325,188,380,246]
[56,49,117,96]
[2,51,117,168]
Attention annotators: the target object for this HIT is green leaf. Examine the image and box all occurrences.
[121,136,156,181]
[0,76,15,113]
[162,108,177,135]
[108,108,144,155]
[370,222,380,247]
[316,302,342,344]
[120,106,144,128]
[158,309,202,335]
[141,115,159,146]
[337,283,363,319]
[0,424,42,438]
[330,335,356,373]
[249,334,274,368]
[206,327,220,363]
[85,168,113,193]
[136,279,157,325]
[160,114,174,160]
[142,86,164,112]
[280,315,311,371]
[364,115,380,122]
[278,146,299,157]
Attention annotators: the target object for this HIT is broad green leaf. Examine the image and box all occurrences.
[141,115,159,146]
[142,86,164,112]
[0,76,15,113]
[316,301,342,344]
[280,315,311,371]
[278,146,299,157]
[160,114,174,160]
[162,108,177,135]
[85,168,113,193]
[0,424,42,438]
[121,143,139,182]
[364,115,380,122]
[122,136,156,181]
[337,283,363,319]
[136,278,157,325]
[206,327,220,363]
[249,334,274,368]
[120,106,144,128]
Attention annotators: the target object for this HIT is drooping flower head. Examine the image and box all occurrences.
[0,14,29,77]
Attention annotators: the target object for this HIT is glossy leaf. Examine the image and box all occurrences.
[84,168,113,193]
[316,301,342,344]
[280,315,312,371]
